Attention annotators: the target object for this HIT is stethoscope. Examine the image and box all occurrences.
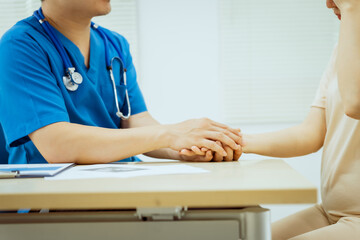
[33,8,131,120]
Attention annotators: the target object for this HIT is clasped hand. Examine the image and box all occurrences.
[167,118,242,162]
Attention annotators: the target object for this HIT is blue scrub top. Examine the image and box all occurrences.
[0,16,147,164]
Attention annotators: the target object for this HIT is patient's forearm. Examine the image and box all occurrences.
[242,126,316,157]
[242,108,326,158]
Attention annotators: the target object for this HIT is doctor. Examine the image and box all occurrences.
[0,0,242,164]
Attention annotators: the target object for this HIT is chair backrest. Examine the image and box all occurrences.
[0,124,9,164]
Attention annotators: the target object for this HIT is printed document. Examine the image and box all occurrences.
[46,164,208,180]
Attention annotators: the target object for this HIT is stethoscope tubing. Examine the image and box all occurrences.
[34,10,72,71]
[109,57,131,119]
[33,8,131,120]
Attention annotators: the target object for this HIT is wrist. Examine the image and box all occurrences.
[167,148,182,160]
[241,134,253,154]
[157,124,174,149]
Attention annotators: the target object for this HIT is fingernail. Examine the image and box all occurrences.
[223,151,227,156]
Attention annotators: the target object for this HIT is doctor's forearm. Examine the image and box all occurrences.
[336,4,360,119]
[30,117,239,163]
[122,112,182,160]
[29,122,171,164]
[143,148,181,160]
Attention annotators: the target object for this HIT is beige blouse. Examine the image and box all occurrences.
[312,46,360,223]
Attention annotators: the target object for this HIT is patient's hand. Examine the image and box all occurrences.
[180,136,243,162]
[178,147,214,162]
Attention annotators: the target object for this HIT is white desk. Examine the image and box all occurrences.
[0,160,317,240]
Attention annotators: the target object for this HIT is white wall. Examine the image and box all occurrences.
[137,0,323,222]
[137,0,221,124]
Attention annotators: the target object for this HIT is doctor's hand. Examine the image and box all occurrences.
[179,130,243,162]
[166,118,241,158]
[213,141,243,162]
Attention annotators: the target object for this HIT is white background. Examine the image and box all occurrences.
[137,0,334,222]
[138,0,221,123]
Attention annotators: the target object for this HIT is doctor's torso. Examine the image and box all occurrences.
[0,16,146,164]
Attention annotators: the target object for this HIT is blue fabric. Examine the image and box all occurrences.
[0,124,8,164]
[0,16,147,164]
[17,209,31,214]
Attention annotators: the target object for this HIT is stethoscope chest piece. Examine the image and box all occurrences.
[63,75,79,91]
[71,72,83,85]
[63,68,83,91]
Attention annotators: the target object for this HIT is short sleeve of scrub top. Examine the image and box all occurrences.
[0,16,147,164]
[0,31,70,146]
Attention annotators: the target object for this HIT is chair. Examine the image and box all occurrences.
[0,124,9,164]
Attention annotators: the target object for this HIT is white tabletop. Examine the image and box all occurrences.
[0,160,317,210]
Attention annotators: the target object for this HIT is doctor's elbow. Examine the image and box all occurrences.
[37,144,78,164]
[29,122,81,164]
[43,151,77,164]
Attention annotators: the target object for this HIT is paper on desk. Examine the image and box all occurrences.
[45,164,209,180]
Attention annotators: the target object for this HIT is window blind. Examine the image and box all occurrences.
[219,0,339,124]
[0,0,40,37]
[0,0,138,65]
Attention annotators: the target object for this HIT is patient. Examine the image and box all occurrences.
[181,0,360,239]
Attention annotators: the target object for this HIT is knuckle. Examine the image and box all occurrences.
[200,117,208,123]
[224,138,233,146]
[209,142,217,149]
[199,118,210,128]
[216,132,223,139]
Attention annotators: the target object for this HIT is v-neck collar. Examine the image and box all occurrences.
[52,27,98,76]
[27,16,102,78]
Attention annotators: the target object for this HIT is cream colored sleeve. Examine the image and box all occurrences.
[311,45,338,109]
